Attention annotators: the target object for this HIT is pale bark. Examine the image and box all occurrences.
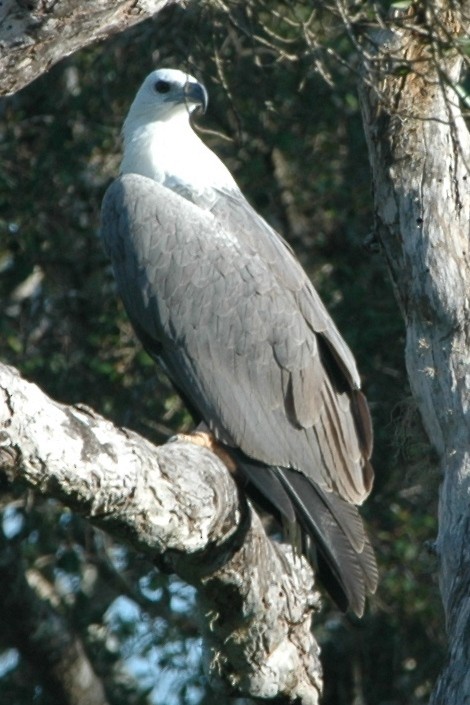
[0,361,322,704]
[0,0,178,96]
[358,5,470,702]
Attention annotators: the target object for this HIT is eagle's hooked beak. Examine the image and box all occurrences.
[184,80,208,114]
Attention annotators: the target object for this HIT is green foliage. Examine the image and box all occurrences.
[0,2,444,703]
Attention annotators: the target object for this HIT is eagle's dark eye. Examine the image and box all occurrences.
[154,80,171,94]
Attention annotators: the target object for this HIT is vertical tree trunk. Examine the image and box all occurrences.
[358,6,470,701]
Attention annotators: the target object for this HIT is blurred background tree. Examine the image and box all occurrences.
[0,1,446,703]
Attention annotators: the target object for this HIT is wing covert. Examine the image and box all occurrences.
[102,174,372,506]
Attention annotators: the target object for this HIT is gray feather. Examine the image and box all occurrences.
[101,172,377,614]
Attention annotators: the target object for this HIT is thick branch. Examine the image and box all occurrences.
[0,0,178,96]
[0,362,322,704]
[358,6,470,702]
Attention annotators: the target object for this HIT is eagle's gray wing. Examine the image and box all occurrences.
[101,173,377,615]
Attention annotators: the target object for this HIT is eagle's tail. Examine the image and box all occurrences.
[275,467,377,616]
[238,459,377,616]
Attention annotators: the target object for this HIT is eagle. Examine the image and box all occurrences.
[101,68,378,616]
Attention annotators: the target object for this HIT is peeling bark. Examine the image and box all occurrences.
[358,5,470,702]
[0,362,322,704]
[0,0,178,96]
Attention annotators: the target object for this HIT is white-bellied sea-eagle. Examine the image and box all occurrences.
[101,68,378,616]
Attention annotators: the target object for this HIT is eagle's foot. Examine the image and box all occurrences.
[175,428,238,474]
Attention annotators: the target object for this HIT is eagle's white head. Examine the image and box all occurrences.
[120,68,237,202]
[123,68,208,127]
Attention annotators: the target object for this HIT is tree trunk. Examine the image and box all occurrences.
[0,539,110,705]
[358,5,470,702]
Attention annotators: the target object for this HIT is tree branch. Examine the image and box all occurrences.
[0,362,322,704]
[0,0,179,96]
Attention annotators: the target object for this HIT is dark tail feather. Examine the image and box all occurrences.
[274,467,377,616]
[236,457,297,524]
[235,456,377,615]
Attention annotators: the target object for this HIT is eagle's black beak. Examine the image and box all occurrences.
[184,80,208,114]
